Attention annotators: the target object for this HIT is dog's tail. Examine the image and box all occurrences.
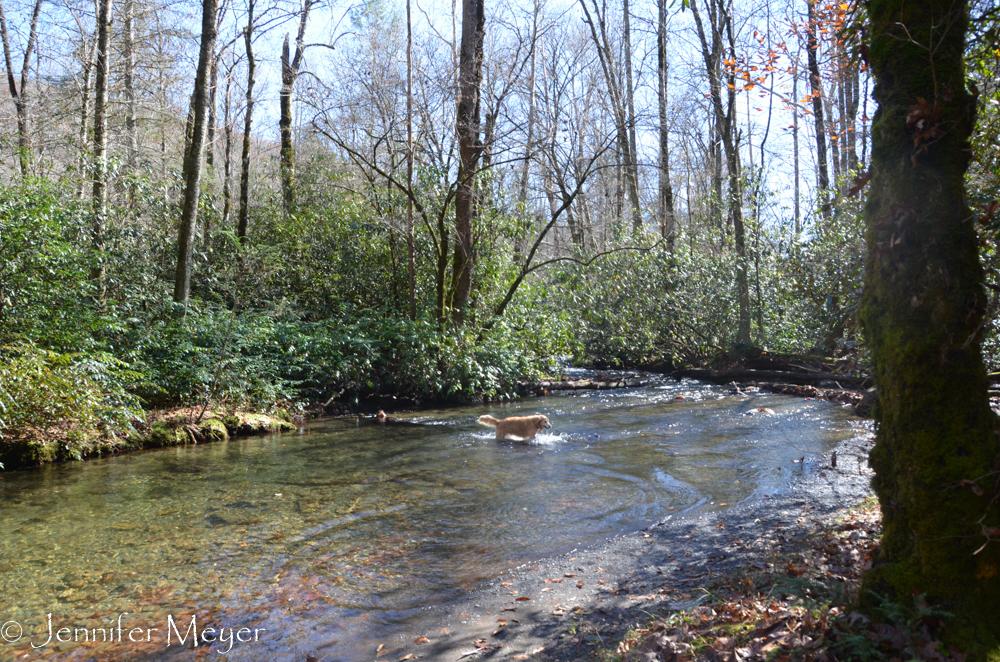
[477,415,498,427]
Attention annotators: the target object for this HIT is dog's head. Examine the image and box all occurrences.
[535,415,552,431]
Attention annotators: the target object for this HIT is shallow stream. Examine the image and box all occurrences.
[0,375,866,661]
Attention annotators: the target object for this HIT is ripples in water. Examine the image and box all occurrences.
[0,376,866,660]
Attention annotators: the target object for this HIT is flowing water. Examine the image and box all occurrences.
[0,375,866,661]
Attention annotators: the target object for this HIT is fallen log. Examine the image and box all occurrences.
[540,378,648,391]
[671,368,870,388]
[756,382,864,407]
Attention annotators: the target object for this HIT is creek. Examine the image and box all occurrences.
[0,374,867,661]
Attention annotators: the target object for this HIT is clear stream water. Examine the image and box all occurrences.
[0,375,866,661]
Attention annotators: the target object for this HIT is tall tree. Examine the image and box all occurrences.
[0,0,43,179]
[221,53,236,228]
[122,0,138,171]
[791,52,800,234]
[805,0,830,215]
[859,0,1000,656]
[75,26,99,200]
[623,0,639,232]
[279,0,313,214]
[579,0,641,231]
[514,0,540,258]
[690,0,751,344]
[174,0,221,304]
[657,0,675,247]
[91,0,113,302]
[236,1,255,243]
[406,0,415,320]
[449,0,485,325]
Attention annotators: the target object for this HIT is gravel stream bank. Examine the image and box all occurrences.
[367,425,875,662]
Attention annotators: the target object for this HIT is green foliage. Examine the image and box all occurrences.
[561,246,731,367]
[776,199,866,355]
[0,181,103,351]
[0,341,143,455]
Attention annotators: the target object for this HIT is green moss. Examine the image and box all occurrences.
[859,0,1000,656]
[2,411,294,471]
[147,422,188,448]
[0,438,59,468]
[221,413,295,435]
[199,418,229,442]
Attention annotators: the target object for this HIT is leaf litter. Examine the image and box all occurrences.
[544,499,968,662]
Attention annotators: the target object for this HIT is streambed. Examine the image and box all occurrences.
[0,375,867,661]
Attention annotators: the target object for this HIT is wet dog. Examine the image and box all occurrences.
[477,414,551,440]
[376,410,398,423]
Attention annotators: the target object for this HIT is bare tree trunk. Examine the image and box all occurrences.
[406,0,415,320]
[844,56,859,172]
[173,0,220,304]
[203,51,218,244]
[826,80,841,186]
[123,0,138,172]
[518,0,539,205]
[579,0,641,231]
[711,108,723,243]
[90,0,112,303]
[515,0,539,258]
[623,0,640,233]
[792,56,800,235]
[0,0,43,179]
[860,72,869,165]
[657,0,675,249]
[222,56,234,227]
[806,0,830,216]
[449,0,485,325]
[279,0,313,214]
[690,0,750,344]
[76,35,98,200]
[837,63,848,177]
[236,6,255,244]
[207,52,218,170]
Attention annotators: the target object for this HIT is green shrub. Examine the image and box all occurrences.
[0,341,143,463]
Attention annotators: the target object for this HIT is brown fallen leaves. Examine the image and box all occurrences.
[613,500,968,662]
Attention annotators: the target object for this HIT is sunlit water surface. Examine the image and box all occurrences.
[0,376,865,660]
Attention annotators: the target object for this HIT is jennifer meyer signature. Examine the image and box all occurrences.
[1,613,266,654]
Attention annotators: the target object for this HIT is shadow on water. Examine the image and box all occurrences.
[0,376,866,661]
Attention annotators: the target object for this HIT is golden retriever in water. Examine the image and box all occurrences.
[478,414,552,440]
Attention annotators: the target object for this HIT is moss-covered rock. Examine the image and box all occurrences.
[0,438,59,468]
[221,413,295,436]
[199,418,229,442]
[147,422,189,448]
[2,410,295,471]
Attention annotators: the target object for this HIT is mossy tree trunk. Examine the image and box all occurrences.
[859,0,1000,658]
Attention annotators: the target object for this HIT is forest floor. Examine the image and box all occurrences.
[376,430,965,662]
